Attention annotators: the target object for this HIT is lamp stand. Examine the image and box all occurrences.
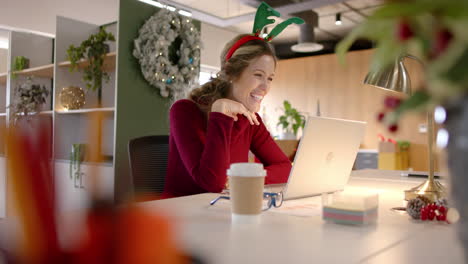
[404,110,446,201]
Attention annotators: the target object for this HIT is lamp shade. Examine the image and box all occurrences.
[363,58,411,95]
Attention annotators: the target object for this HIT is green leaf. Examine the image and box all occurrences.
[283,100,291,111]
[395,90,431,116]
[369,2,440,19]
[443,47,468,83]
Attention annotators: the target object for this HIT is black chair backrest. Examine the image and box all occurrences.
[128,135,169,196]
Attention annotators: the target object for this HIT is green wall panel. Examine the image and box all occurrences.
[115,0,200,202]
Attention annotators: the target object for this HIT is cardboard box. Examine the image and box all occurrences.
[378,141,409,170]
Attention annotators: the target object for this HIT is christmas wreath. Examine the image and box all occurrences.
[133,9,201,98]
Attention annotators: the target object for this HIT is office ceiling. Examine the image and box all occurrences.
[167,0,383,58]
[172,0,382,42]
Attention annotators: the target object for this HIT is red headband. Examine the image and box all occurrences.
[225,35,263,61]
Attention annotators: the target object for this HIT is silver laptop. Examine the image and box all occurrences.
[268,116,366,200]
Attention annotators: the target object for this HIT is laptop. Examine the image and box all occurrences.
[267,116,366,200]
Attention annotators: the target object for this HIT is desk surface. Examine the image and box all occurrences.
[140,170,465,264]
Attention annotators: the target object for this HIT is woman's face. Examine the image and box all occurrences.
[229,55,275,113]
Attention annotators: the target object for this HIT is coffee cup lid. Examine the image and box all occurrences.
[227,163,266,177]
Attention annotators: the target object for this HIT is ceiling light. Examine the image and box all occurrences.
[335,13,342,26]
[291,42,323,53]
[166,5,176,12]
[138,0,164,8]
[291,23,324,53]
[178,10,192,17]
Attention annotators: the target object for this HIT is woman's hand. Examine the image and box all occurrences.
[211,98,259,125]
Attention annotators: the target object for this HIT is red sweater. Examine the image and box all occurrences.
[163,99,291,198]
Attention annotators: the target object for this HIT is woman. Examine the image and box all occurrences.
[162,34,292,198]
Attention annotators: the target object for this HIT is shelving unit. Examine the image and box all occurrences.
[55,107,114,114]
[58,52,116,72]
[14,63,54,79]
[0,72,6,85]
[0,18,119,220]
[0,32,7,218]
[53,16,117,216]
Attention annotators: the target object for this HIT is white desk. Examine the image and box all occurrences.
[140,170,465,264]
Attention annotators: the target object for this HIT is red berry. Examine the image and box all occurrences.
[397,20,414,41]
[377,112,385,122]
[384,96,402,109]
[431,29,453,59]
[437,214,446,221]
[439,206,447,214]
[421,211,428,221]
[388,124,398,133]
[428,210,436,220]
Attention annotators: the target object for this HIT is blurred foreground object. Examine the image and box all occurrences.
[2,115,191,263]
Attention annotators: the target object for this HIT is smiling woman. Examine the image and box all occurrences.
[162,33,291,198]
[161,2,304,198]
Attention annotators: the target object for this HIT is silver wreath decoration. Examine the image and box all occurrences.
[133,9,201,98]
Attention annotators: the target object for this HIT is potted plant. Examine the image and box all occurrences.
[12,56,30,79]
[66,27,115,105]
[277,100,306,140]
[70,143,86,188]
[8,77,49,124]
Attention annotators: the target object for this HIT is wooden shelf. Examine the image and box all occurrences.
[40,110,53,115]
[58,52,116,72]
[14,64,54,79]
[55,107,115,114]
[0,72,6,85]
[16,110,53,116]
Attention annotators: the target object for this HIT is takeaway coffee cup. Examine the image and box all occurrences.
[227,163,266,224]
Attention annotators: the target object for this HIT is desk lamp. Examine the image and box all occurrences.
[364,55,446,202]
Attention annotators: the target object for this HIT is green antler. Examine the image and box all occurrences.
[252,2,281,36]
[266,17,304,41]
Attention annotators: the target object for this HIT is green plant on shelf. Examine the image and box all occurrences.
[277,100,306,137]
[66,27,115,104]
[8,77,49,124]
[12,56,30,79]
[70,143,86,188]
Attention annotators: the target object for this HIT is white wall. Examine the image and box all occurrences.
[0,0,238,69]
[0,49,7,73]
[200,22,238,69]
[0,0,119,35]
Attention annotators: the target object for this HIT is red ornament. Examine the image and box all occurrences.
[421,208,428,221]
[438,206,447,214]
[397,20,414,41]
[431,29,453,59]
[428,210,436,220]
[384,96,402,109]
[436,213,447,221]
[388,124,398,132]
[377,112,385,122]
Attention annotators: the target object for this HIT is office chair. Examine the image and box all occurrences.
[128,135,169,199]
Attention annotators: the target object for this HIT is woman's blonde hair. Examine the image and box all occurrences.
[189,34,277,112]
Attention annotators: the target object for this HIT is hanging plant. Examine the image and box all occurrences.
[66,27,115,103]
[133,8,202,99]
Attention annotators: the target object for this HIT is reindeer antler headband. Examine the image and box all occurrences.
[225,2,304,61]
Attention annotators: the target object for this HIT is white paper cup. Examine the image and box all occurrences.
[227,163,266,224]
